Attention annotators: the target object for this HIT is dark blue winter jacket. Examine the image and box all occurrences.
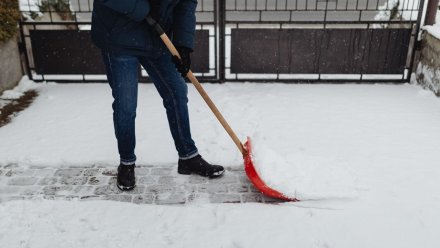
[91,0,197,57]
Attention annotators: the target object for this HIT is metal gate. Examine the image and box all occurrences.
[19,0,426,83]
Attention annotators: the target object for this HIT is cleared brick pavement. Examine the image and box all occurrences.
[0,164,283,204]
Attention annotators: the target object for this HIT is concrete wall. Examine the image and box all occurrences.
[0,36,23,94]
[414,32,440,96]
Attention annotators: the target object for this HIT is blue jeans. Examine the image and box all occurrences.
[101,50,199,165]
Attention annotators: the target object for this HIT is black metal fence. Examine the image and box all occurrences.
[19,0,426,83]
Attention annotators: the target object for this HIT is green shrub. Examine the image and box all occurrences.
[0,0,20,43]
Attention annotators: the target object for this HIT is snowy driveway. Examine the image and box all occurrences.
[1,79,440,247]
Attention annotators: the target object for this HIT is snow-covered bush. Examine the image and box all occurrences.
[0,0,20,42]
[20,0,74,21]
[374,0,419,28]
[39,0,73,20]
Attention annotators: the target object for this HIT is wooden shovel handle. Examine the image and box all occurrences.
[148,18,246,155]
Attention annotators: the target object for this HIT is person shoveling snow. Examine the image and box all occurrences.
[91,0,225,191]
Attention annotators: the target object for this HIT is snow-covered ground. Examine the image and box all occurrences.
[1,77,440,247]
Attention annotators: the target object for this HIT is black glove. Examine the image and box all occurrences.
[172,46,192,78]
[148,0,161,22]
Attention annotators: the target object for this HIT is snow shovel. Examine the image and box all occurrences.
[146,16,296,202]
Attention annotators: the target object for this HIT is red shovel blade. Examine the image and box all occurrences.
[243,137,298,202]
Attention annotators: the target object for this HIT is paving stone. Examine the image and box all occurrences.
[136,167,150,175]
[8,177,38,186]
[186,192,210,203]
[4,169,35,177]
[133,194,155,204]
[103,194,133,203]
[241,193,263,203]
[122,185,145,195]
[69,165,93,169]
[34,169,56,177]
[43,185,73,196]
[37,177,58,185]
[42,195,79,201]
[83,169,100,177]
[249,184,261,193]
[0,195,26,202]
[235,171,247,178]
[59,177,88,185]
[55,168,83,177]
[262,195,286,203]
[151,167,173,176]
[20,187,43,196]
[228,184,249,193]
[72,186,94,195]
[226,166,244,172]
[99,177,145,194]
[183,184,197,193]
[136,165,154,168]
[108,176,117,185]
[146,185,179,194]
[198,184,228,193]
[211,174,238,184]
[155,193,186,205]
[209,194,241,203]
[0,165,282,205]
[188,175,208,184]
[101,168,117,176]
[3,164,19,169]
[0,186,21,194]
[80,195,102,201]
[94,185,122,195]
[157,176,178,185]
[137,176,156,185]
[239,175,251,183]
[88,176,108,185]
[2,170,11,177]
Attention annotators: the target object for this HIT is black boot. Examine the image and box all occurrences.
[117,164,136,191]
[178,155,225,178]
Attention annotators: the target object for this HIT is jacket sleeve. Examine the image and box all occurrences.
[97,0,150,22]
[172,0,198,50]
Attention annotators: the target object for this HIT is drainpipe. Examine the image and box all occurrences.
[425,0,439,25]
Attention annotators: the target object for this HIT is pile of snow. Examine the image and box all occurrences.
[0,77,40,109]
[0,77,40,101]
[252,136,358,200]
[423,24,440,39]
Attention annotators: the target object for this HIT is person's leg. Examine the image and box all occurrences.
[102,50,139,190]
[101,50,139,166]
[139,53,224,177]
[139,53,198,159]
